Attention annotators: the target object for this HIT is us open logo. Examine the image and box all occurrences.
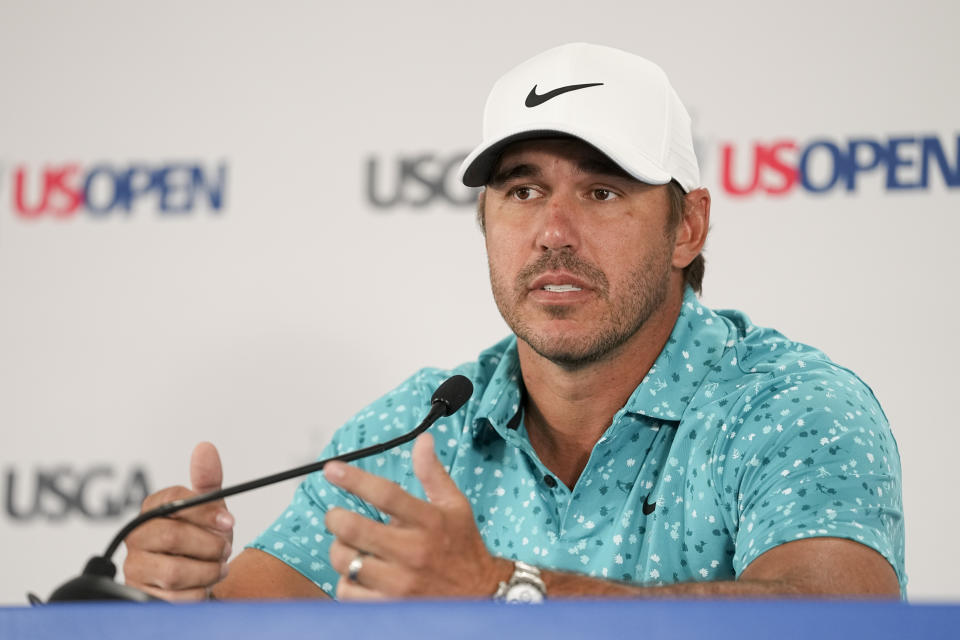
[7,160,228,219]
[718,133,960,196]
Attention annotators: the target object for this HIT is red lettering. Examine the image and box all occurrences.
[758,141,798,196]
[13,166,47,217]
[720,143,762,196]
[12,165,84,218]
[721,142,799,197]
[45,165,84,216]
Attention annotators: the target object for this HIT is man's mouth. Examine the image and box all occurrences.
[529,272,591,293]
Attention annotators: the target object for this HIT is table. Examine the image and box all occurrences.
[2,598,957,640]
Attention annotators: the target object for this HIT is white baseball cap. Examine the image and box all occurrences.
[459,43,700,192]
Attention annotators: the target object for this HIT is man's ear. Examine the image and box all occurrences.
[476,189,486,235]
[672,187,710,269]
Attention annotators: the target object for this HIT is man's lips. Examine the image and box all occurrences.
[527,272,594,295]
[527,271,593,291]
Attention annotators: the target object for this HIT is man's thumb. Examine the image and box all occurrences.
[412,433,458,504]
[190,441,224,495]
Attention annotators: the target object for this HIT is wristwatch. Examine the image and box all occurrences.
[493,560,547,603]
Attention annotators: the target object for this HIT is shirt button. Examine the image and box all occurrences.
[543,475,558,488]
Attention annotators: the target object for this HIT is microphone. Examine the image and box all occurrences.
[40,374,474,603]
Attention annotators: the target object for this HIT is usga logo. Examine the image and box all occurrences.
[8,160,228,218]
[365,152,480,208]
[4,464,151,521]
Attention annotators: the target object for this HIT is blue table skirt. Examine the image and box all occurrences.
[2,598,957,640]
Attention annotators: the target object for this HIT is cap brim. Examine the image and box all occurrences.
[458,125,673,188]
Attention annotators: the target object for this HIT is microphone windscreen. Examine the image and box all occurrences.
[431,375,474,416]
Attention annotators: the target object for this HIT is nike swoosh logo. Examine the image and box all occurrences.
[524,82,604,108]
[642,495,657,515]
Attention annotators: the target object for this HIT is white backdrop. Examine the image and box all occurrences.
[1,0,957,603]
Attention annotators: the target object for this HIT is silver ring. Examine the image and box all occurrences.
[347,553,365,583]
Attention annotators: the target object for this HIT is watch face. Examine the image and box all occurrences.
[506,582,544,604]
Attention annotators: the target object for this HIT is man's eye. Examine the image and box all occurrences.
[512,186,537,201]
[593,188,617,201]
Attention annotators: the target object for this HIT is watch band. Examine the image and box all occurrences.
[493,560,547,602]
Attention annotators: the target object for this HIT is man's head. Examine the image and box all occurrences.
[460,43,706,294]
[458,44,710,367]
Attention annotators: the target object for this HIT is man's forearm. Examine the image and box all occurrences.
[541,569,799,598]
[534,538,902,599]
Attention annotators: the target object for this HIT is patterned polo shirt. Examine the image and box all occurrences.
[250,287,906,597]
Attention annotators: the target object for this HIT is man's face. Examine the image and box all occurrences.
[483,138,679,368]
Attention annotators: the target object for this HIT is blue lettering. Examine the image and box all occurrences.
[83,166,121,215]
[846,139,888,190]
[921,136,960,188]
[799,140,845,193]
[121,166,163,211]
[154,164,227,213]
[73,163,227,216]
[157,166,194,214]
[885,138,922,189]
[193,164,227,211]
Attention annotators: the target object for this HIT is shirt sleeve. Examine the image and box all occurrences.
[246,369,448,597]
[718,362,906,594]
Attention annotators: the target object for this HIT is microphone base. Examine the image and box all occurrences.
[47,574,161,603]
[45,556,162,603]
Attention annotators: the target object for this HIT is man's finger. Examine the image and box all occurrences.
[326,511,417,564]
[124,549,227,592]
[187,442,233,534]
[136,584,212,603]
[328,541,404,600]
[125,517,231,561]
[139,485,233,533]
[141,485,194,512]
[323,461,431,524]
[411,433,461,506]
[336,579,387,601]
[190,442,224,495]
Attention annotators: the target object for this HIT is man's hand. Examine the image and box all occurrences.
[323,433,512,600]
[123,442,234,601]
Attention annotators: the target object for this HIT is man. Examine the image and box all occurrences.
[123,43,904,601]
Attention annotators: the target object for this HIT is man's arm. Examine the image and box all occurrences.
[539,537,899,597]
[324,434,900,600]
[213,548,330,599]
[215,535,897,600]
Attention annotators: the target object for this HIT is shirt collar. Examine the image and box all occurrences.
[470,339,524,442]
[623,286,731,422]
[471,287,731,440]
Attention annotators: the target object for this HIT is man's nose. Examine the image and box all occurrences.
[536,192,581,252]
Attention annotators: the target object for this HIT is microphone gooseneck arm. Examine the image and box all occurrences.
[98,373,474,566]
[102,399,448,560]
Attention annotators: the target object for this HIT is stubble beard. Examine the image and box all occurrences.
[489,247,673,370]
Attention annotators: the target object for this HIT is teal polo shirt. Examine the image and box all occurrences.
[250,287,906,597]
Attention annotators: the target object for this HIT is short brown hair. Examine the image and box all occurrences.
[476,180,706,294]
